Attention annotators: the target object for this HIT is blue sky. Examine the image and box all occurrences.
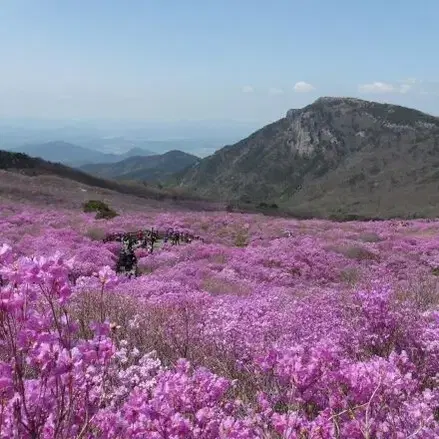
[1,0,438,124]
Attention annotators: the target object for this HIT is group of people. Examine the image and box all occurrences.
[103,228,203,277]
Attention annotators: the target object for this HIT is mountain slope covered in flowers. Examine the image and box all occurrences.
[0,203,438,437]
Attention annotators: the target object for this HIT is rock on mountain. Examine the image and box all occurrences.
[178,97,439,218]
[80,150,200,182]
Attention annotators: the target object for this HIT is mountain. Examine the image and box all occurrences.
[80,150,200,182]
[178,97,439,219]
[9,141,155,166]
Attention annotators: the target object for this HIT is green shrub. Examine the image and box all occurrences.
[257,202,279,210]
[83,200,109,212]
[83,199,118,220]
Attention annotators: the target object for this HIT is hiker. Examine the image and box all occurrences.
[116,237,139,277]
[149,229,157,253]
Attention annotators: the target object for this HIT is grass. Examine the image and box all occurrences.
[234,230,249,247]
[329,244,380,262]
[201,277,250,296]
[85,227,107,241]
[340,267,361,286]
[357,232,383,243]
[394,276,439,312]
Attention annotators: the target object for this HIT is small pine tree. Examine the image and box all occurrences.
[83,200,118,220]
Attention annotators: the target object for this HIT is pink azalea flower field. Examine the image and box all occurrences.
[1,202,439,438]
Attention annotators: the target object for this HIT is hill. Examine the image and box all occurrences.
[80,150,200,183]
[178,97,439,219]
[9,141,155,166]
[0,150,215,210]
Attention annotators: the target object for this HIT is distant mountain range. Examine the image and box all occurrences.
[8,141,155,166]
[80,150,200,182]
[0,120,258,157]
[80,138,227,158]
[177,97,439,219]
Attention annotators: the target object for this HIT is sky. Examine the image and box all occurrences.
[1,0,439,125]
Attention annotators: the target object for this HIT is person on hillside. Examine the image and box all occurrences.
[116,237,138,277]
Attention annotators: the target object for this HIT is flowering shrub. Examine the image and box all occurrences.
[0,203,438,437]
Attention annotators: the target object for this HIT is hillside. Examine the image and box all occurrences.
[9,141,155,166]
[0,150,211,208]
[80,150,200,182]
[178,97,439,219]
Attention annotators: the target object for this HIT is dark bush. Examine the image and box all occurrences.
[83,200,109,213]
[83,199,118,220]
[257,202,279,210]
[95,209,118,220]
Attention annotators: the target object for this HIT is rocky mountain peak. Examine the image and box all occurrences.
[178,97,439,218]
[313,96,368,106]
[286,97,369,120]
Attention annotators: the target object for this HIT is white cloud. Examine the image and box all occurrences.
[242,85,254,93]
[293,81,315,93]
[268,87,284,95]
[359,79,419,95]
[358,82,395,94]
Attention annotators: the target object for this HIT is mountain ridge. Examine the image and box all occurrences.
[80,150,200,182]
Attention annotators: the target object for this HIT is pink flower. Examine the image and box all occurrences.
[98,265,119,287]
